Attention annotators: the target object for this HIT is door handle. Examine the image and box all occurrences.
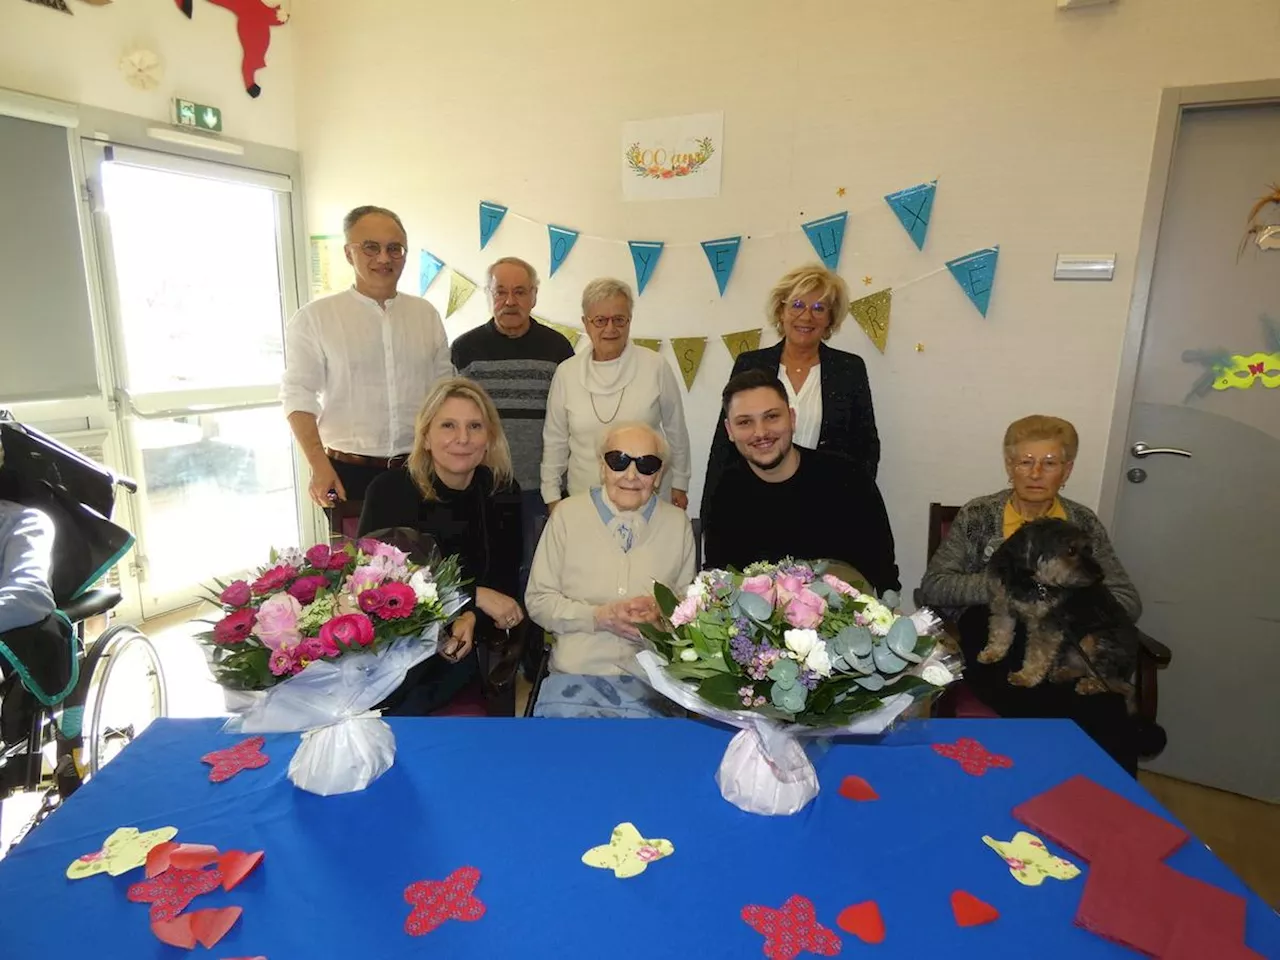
[1130,441,1192,459]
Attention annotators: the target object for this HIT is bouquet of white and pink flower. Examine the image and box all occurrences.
[636,559,958,815]
[200,535,468,796]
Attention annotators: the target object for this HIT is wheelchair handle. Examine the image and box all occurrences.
[115,474,138,494]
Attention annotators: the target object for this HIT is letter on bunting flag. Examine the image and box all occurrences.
[849,288,892,354]
[479,202,507,249]
[946,247,999,317]
[628,241,665,294]
[884,181,936,251]
[418,250,445,296]
[802,212,848,270]
[548,225,580,277]
[671,337,708,390]
[721,329,762,362]
[700,237,741,296]
[447,270,478,318]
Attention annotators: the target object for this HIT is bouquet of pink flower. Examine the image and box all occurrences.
[203,538,464,691]
[200,536,468,796]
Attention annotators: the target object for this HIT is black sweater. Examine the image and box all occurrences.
[702,447,900,594]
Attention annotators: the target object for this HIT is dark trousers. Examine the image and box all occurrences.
[328,457,389,502]
[956,606,1140,776]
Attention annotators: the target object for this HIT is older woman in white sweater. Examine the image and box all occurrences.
[540,278,692,511]
[526,422,696,718]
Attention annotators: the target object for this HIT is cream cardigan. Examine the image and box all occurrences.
[524,491,696,676]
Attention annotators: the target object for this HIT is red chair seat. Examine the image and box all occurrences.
[428,682,488,717]
[939,681,1000,719]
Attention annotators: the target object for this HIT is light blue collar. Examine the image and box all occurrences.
[590,487,657,525]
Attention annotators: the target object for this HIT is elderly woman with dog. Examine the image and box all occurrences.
[919,415,1150,774]
[526,421,696,718]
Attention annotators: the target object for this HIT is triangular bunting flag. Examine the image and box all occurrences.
[418,249,445,295]
[802,212,848,270]
[628,241,665,294]
[479,201,508,249]
[548,225,580,277]
[633,338,662,352]
[884,180,936,250]
[537,317,581,348]
[946,246,999,317]
[700,237,741,296]
[850,288,892,354]
[671,337,707,390]
[721,329,762,362]
[446,270,478,318]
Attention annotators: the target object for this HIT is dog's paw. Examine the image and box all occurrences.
[1074,677,1109,695]
[977,646,1004,664]
[1008,669,1043,687]
[1048,666,1076,683]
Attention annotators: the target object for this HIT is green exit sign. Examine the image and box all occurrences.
[173,98,223,133]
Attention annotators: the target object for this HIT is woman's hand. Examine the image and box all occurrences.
[594,596,661,640]
[670,488,688,510]
[476,587,524,629]
[441,611,476,662]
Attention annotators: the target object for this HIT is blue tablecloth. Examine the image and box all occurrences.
[0,717,1276,959]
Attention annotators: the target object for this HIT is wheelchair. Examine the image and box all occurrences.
[0,419,167,849]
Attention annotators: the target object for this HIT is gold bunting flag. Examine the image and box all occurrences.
[670,337,708,390]
[721,329,762,362]
[634,338,663,352]
[447,270,478,318]
[538,317,581,348]
[849,288,892,354]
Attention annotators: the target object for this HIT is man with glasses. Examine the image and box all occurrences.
[282,205,454,507]
[702,368,900,595]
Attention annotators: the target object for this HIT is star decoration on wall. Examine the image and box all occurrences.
[862,276,873,286]
[836,186,846,197]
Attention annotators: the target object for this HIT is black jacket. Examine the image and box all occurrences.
[700,341,879,520]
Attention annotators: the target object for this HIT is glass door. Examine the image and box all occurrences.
[85,144,303,618]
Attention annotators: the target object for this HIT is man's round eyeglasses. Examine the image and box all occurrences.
[588,315,631,329]
[348,240,407,260]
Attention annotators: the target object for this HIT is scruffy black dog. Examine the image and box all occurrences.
[979,518,1138,704]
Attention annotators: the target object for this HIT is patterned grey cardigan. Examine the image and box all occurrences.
[918,491,1143,623]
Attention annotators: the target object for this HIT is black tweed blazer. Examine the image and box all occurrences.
[699,341,879,520]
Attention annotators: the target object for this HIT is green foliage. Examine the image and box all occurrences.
[654,581,679,619]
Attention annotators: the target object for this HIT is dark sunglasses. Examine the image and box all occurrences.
[603,450,663,476]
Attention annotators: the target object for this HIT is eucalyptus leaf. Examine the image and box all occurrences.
[836,624,874,658]
[735,589,773,622]
[882,589,901,610]
[808,582,836,603]
[848,654,875,675]
[872,643,909,674]
[771,680,807,713]
[886,619,921,662]
[767,657,799,688]
[853,673,886,691]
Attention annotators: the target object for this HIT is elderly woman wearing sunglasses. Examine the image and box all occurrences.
[700,263,879,521]
[540,278,692,513]
[526,422,696,718]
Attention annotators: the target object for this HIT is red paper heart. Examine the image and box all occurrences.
[170,843,221,870]
[191,906,242,949]
[150,916,197,949]
[404,866,486,936]
[128,866,223,921]
[838,775,879,801]
[932,738,1013,776]
[145,841,180,878]
[836,900,886,944]
[202,736,269,783]
[219,850,265,892]
[951,890,999,927]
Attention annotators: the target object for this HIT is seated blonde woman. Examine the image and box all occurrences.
[919,414,1148,773]
[525,421,696,718]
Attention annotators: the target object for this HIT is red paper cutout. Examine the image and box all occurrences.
[950,890,999,927]
[741,894,841,960]
[146,841,179,878]
[151,907,242,950]
[173,0,287,98]
[404,866,486,936]
[836,900,885,944]
[151,916,198,949]
[219,849,265,891]
[837,775,879,802]
[128,866,223,921]
[931,738,1013,776]
[202,736,269,782]
[171,843,222,870]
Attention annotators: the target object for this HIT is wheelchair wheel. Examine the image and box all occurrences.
[78,625,167,778]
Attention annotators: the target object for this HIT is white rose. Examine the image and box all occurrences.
[804,642,833,678]
[783,628,819,659]
[679,648,699,662]
[408,570,438,603]
[922,663,953,687]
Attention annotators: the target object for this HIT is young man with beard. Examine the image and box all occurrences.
[701,368,900,595]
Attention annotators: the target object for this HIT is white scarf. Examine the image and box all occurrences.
[581,341,639,396]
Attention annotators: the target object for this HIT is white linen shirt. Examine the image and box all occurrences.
[780,363,823,451]
[280,287,454,457]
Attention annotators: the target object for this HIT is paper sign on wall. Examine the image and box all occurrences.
[447,270,478,318]
[802,212,848,271]
[622,112,723,202]
[700,237,741,296]
[548,225,580,277]
[419,250,445,295]
[722,329,762,362]
[671,337,707,390]
[629,241,665,295]
[309,234,351,300]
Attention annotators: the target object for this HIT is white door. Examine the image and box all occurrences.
[1108,101,1280,802]
[85,144,305,619]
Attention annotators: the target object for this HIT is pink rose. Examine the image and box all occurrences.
[784,588,827,629]
[378,582,416,619]
[212,608,257,645]
[253,592,303,650]
[319,613,375,649]
[305,543,332,569]
[739,575,776,607]
[268,645,298,676]
[346,565,386,595]
[219,580,252,608]
[821,574,860,598]
[327,550,354,571]
[356,537,383,556]
[287,575,330,605]
[357,588,387,614]
[775,574,805,605]
[298,636,329,663]
[369,542,410,566]
[251,564,297,596]
[671,595,700,627]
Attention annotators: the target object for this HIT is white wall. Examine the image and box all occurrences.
[291,0,1278,595]
[0,0,296,149]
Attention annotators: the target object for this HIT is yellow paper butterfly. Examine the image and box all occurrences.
[582,822,674,879]
[66,826,179,880]
[982,831,1080,886]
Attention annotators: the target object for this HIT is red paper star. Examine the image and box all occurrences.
[127,866,223,921]
[932,738,1013,776]
[741,894,841,960]
[202,736,269,782]
[404,866,486,936]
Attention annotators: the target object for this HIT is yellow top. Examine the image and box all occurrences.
[1002,496,1068,539]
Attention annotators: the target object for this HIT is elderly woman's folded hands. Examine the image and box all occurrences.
[593,596,661,640]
